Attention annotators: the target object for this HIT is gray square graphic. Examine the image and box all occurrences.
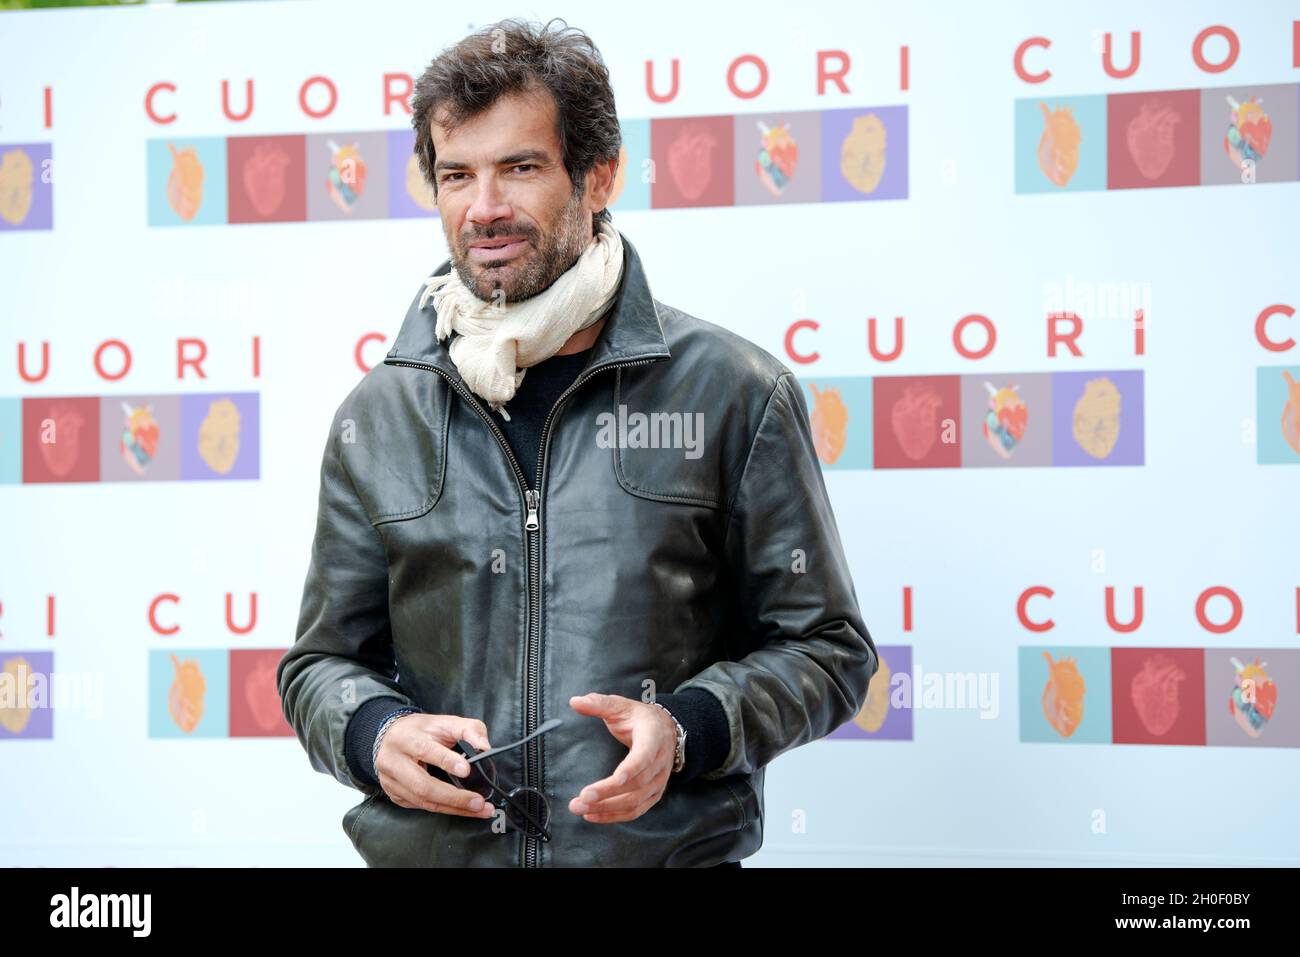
[306,131,390,221]
[733,110,822,205]
[1199,84,1298,186]
[960,373,1053,468]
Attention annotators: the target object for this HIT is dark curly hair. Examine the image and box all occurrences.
[410,17,621,229]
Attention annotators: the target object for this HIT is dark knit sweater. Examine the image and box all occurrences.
[343,345,731,790]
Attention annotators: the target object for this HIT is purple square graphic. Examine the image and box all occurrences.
[1051,370,1144,466]
[0,650,55,739]
[0,143,54,231]
[820,106,908,202]
[181,392,260,480]
[387,129,439,219]
[828,645,912,741]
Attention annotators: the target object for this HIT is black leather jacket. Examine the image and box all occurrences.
[277,231,878,867]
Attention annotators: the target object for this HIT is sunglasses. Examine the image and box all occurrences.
[428,717,562,842]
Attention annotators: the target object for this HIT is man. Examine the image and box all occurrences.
[277,17,877,868]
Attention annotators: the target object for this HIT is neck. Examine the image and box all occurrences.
[554,312,607,355]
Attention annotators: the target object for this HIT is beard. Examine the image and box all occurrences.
[448,185,592,305]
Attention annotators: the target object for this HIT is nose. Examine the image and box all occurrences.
[465,171,513,230]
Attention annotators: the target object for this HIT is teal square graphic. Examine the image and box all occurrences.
[1015,95,1107,193]
[0,398,20,484]
[797,376,872,469]
[1019,645,1112,743]
[611,118,650,211]
[147,137,229,227]
[149,648,228,738]
[1256,365,1300,464]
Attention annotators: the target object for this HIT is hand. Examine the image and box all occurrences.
[374,713,497,821]
[567,692,678,823]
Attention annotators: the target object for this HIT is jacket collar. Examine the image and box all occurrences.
[384,228,672,384]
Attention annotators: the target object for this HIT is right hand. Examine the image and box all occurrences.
[374,713,497,820]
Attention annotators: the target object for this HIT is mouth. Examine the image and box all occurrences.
[467,237,530,262]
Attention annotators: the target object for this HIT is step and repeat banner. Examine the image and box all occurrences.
[1,1,1297,866]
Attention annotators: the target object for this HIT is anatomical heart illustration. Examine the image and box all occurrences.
[1129,655,1187,736]
[404,153,437,212]
[1228,657,1278,739]
[325,139,368,214]
[1281,370,1300,454]
[666,123,718,200]
[1037,103,1081,187]
[608,145,629,207]
[983,382,1028,458]
[1071,376,1121,460]
[0,146,35,226]
[839,112,887,195]
[244,662,281,731]
[1126,100,1181,180]
[242,141,291,216]
[197,397,241,474]
[37,402,86,478]
[1041,651,1086,737]
[755,120,798,196]
[1223,95,1272,171]
[118,400,161,475]
[168,654,207,734]
[808,383,849,465]
[165,143,204,222]
[853,653,893,733]
[0,656,34,735]
[891,384,943,461]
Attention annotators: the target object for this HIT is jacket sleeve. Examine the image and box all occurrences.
[276,410,419,795]
[672,371,879,780]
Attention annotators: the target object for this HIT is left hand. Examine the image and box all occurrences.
[567,692,678,823]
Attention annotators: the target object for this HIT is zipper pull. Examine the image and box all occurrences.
[524,489,540,531]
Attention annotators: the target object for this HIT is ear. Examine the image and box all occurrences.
[586,155,618,214]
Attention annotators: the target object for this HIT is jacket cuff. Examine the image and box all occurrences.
[655,689,730,782]
[344,696,415,788]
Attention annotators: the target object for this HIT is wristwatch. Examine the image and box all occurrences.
[651,701,687,774]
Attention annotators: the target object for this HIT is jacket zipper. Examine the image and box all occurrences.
[386,353,665,867]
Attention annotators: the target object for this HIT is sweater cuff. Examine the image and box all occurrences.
[654,688,730,782]
[344,696,415,789]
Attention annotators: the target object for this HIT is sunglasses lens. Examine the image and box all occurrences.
[506,787,550,840]
[447,752,496,801]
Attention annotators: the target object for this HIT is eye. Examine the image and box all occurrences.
[442,172,467,183]
[512,164,536,173]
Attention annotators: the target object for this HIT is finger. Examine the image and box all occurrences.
[575,782,663,816]
[389,762,496,819]
[575,738,663,804]
[394,726,473,779]
[580,790,665,823]
[451,716,491,752]
[389,715,491,775]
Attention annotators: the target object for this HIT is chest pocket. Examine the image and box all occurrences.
[609,365,747,511]
[341,366,451,526]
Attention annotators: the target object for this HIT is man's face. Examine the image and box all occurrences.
[431,87,614,304]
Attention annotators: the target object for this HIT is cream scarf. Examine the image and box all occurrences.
[419,220,624,420]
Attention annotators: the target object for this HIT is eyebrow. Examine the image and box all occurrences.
[434,149,552,174]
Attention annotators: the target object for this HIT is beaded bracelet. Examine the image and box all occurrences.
[371,707,421,784]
